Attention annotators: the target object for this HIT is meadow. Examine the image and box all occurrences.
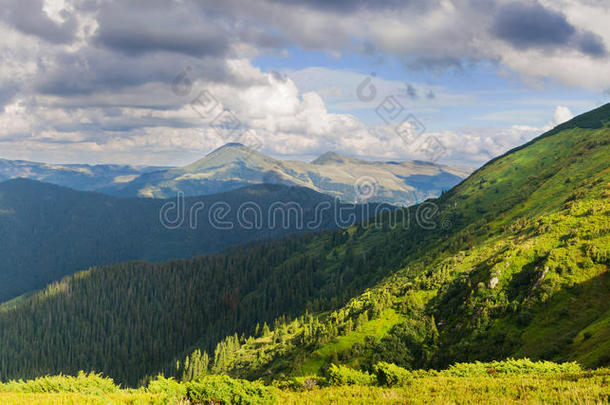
[1,359,609,404]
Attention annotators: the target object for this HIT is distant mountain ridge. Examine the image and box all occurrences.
[0,148,470,205]
[109,144,472,204]
[0,158,166,192]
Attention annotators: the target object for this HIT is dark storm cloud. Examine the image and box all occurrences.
[53,115,197,133]
[96,25,229,57]
[493,2,575,49]
[0,0,77,44]
[577,31,607,57]
[492,1,606,56]
[26,0,281,99]
[93,1,231,57]
[34,47,232,97]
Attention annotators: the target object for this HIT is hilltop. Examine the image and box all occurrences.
[110,144,471,205]
[0,147,471,206]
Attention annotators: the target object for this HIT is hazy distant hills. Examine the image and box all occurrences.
[0,179,386,302]
[0,146,471,205]
[0,158,166,192]
[0,146,469,300]
[109,144,471,204]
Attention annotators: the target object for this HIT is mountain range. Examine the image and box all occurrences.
[0,146,471,205]
[0,103,607,386]
[0,158,166,191]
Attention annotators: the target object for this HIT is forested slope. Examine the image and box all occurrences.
[0,224,410,385]
[0,181,381,301]
[206,103,610,380]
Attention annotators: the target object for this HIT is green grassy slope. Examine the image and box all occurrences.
[299,308,404,375]
[207,103,610,380]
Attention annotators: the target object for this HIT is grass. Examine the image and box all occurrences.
[567,306,610,368]
[514,269,610,365]
[0,392,163,404]
[278,372,610,404]
[300,308,404,375]
[2,366,609,404]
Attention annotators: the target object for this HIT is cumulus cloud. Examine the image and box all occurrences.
[492,1,606,57]
[417,105,581,166]
[0,0,78,44]
[208,0,610,89]
[0,0,606,165]
[549,106,574,126]
[93,1,231,57]
[493,2,575,50]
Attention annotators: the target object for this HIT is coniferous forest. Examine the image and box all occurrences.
[0,181,383,302]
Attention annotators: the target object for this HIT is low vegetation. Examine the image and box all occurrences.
[0,360,608,404]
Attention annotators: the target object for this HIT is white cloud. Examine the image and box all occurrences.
[0,52,582,169]
[550,105,574,126]
[0,0,605,167]
[429,125,543,167]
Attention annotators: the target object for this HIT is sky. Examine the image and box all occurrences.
[0,0,608,168]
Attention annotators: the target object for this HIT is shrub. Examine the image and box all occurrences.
[186,375,276,405]
[373,362,414,387]
[285,376,326,391]
[0,371,119,394]
[327,364,375,386]
[440,358,582,377]
[147,375,187,402]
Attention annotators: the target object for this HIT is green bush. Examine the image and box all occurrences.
[370,359,581,387]
[440,358,582,377]
[326,364,375,386]
[373,362,414,387]
[0,371,119,394]
[279,376,327,391]
[186,375,276,405]
[147,375,187,402]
